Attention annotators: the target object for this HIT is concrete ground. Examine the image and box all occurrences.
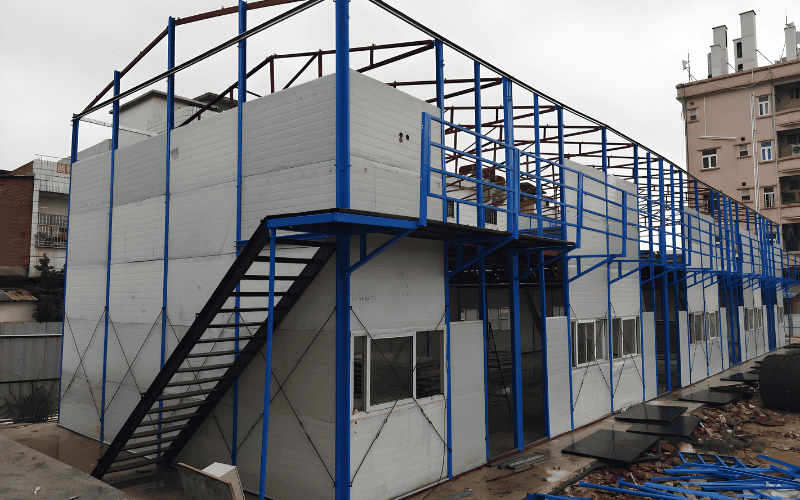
[0,349,782,500]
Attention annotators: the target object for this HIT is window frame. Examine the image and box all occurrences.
[354,329,445,415]
[689,312,705,344]
[758,95,771,116]
[571,318,608,368]
[738,144,749,157]
[701,149,718,169]
[612,316,641,360]
[740,188,751,202]
[446,200,455,219]
[707,311,720,340]
[761,141,773,161]
[764,186,775,208]
[688,108,698,121]
[485,208,498,225]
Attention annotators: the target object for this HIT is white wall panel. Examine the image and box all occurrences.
[170,109,237,194]
[109,196,165,264]
[612,355,644,412]
[572,363,611,428]
[167,255,236,326]
[546,317,571,437]
[169,182,237,259]
[70,151,111,213]
[451,320,486,475]
[67,208,109,265]
[678,311,691,387]
[113,133,167,207]
[720,308,730,369]
[643,312,657,400]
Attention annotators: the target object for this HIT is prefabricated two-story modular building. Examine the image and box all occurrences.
[58,2,798,500]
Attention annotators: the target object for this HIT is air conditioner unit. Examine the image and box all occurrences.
[792,145,800,155]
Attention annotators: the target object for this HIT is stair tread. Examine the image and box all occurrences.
[122,435,180,451]
[229,291,291,296]
[194,336,254,344]
[138,412,199,427]
[207,322,265,328]
[147,400,207,414]
[257,256,314,263]
[158,387,219,401]
[175,362,235,373]
[241,275,309,280]
[130,423,192,439]
[186,349,246,358]
[115,445,178,463]
[165,376,226,386]
[106,457,164,474]
[218,307,270,313]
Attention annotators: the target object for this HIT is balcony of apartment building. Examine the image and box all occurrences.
[775,82,800,176]
[34,213,67,249]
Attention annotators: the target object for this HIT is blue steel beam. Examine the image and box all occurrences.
[658,158,671,392]
[335,225,350,500]
[475,62,484,228]
[258,229,278,500]
[445,247,453,477]
[335,0,350,209]
[58,119,80,420]
[435,39,445,220]
[100,70,120,442]
[508,248,524,450]
[232,0,246,466]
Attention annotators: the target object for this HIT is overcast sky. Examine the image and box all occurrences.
[0,0,797,170]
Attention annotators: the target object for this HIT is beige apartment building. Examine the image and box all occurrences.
[677,12,800,253]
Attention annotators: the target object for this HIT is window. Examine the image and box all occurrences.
[689,312,705,344]
[758,95,771,116]
[761,141,773,161]
[488,307,510,331]
[354,330,444,413]
[783,191,797,204]
[688,108,697,121]
[485,208,498,225]
[764,186,775,208]
[446,200,455,218]
[612,317,640,359]
[746,308,754,331]
[708,311,720,340]
[740,189,751,202]
[701,149,718,169]
[738,63,744,71]
[736,42,743,59]
[791,179,800,190]
[571,319,607,368]
[756,309,763,330]
[788,134,799,145]
[738,144,749,157]
[791,87,800,100]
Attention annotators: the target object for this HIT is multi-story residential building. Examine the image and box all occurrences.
[678,11,800,252]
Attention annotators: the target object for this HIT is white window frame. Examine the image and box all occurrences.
[689,312,705,344]
[764,186,775,208]
[740,188,751,202]
[758,95,771,116]
[688,108,698,121]
[738,144,749,157]
[355,330,445,414]
[761,141,773,161]
[701,149,718,169]
[571,318,608,368]
[612,316,641,360]
[707,311,720,340]
[485,208,498,225]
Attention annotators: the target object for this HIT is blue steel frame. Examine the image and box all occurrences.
[64,2,800,500]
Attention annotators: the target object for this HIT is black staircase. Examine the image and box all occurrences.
[91,222,335,478]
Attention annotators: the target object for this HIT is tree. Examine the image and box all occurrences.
[29,254,65,323]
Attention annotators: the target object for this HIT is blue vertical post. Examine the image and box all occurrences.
[670,164,681,387]
[602,127,613,412]
[159,16,176,437]
[538,250,549,435]
[335,235,351,500]
[435,40,446,219]
[534,94,542,236]
[477,246,490,459]
[444,249,453,477]
[99,71,120,442]
[58,119,80,420]
[633,146,645,401]
[474,62,484,228]
[232,0,246,466]
[258,229,277,500]
[646,154,656,390]
[508,248,523,450]
[658,158,671,392]
[335,0,350,209]
[502,77,517,237]
[557,105,573,429]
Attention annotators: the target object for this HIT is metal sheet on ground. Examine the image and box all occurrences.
[614,404,687,423]
[679,390,741,405]
[561,429,660,463]
[176,463,236,500]
[721,373,760,383]
[625,416,702,438]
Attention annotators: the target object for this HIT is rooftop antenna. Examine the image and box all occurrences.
[682,54,694,82]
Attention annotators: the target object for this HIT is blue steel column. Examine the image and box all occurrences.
[335,235,351,500]
[602,127,613,412]
[658,159,671,392]
[258,230,277,500]
[557,105,574,429]
[508,249,523,449]
[58,119,80,420]
[634,146,645,401]
[475,62,484,228]
[444,247,453,477]
[503,77,517,237]
[435,40,445,219]
[100,70,120,442]
[335,0,350,209]
[647,154,657,390]
[232,0,246,465]
[534,93,549,434]
[159,16,176,436]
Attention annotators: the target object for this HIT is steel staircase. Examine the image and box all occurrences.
[90,222,335,478]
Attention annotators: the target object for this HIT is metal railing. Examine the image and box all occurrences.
[36,214,68,248]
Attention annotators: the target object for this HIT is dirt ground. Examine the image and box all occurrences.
[562,383,800,500]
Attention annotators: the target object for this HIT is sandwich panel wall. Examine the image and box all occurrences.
[547,317,572,436]
[643,312,657,401]
[112,134,167,207]
[170,108,237,194]
[720,309,730,369]
[450,320,486,475]
[612,354,645,411]
[677,311,691,387]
